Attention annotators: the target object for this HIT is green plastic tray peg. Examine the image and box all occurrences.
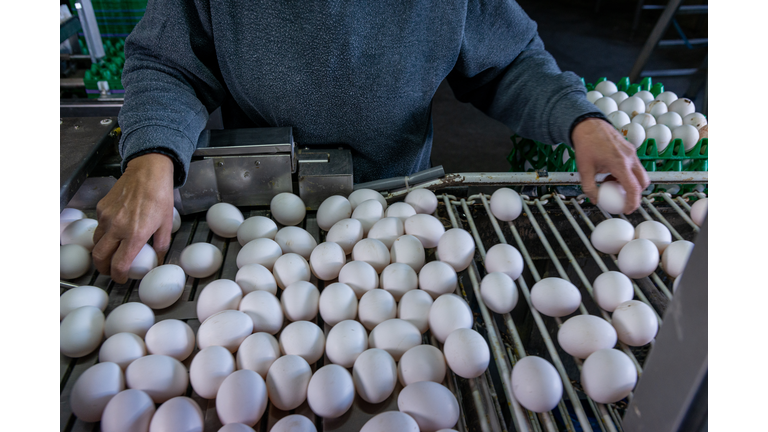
[617,77,630,92]
[640,77,652,92]
[650,83,665,98]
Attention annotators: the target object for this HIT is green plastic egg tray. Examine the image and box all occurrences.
[81,39,126,99]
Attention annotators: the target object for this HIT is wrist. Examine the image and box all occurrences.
[571,117,612,149]
[125,152,174,177]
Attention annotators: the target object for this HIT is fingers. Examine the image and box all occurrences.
[110,239,147,284]
[153,221,173,265]
[613,162,643,215]
[92,223,106,247]
[579,162,598,204]
[634,159,651,190]
[92,234,121,276]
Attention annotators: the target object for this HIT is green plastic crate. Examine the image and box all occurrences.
[82,39,126,98]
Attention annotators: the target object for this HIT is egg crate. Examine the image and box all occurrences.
[60,183,704,432]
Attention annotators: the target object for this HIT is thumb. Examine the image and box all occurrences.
[153,220,173,265]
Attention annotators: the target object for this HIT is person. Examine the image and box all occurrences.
[92,0,649,283]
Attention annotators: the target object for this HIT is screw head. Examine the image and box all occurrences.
[100,119,113,125]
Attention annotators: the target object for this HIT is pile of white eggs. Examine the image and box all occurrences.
[587,80,707,152]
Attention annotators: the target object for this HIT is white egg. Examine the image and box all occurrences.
[338,260,379,298]
[274,226,317,260]
[419,260,458,299]
[672,124,700,151]
[367,217,404,249]
[60,285,108,320]
[656,111,683,129]
[429,293,473,343]
[270,192,306,226]
[632,112,657,129]
[690,198,707,226]
[385,202,417,222]
[216,370,268,427]
[557,315,618,359]
[443,328,490,379]
[100,389,156,432]
[612,300,658,346]
[316,195,352,231]
[352,238,391,273]
[581,349,637,403]
[655,91,678,106]
[237,291,284,334]
[149,397,203,432]
[235,263,277,295]
[138,264,186,309]
[594,96,618,115]
[353,348,398,403]
[125,354,188,403]
[352,199,384,235]
[60,244,92,280]
[326,319,368,368]
[591,218,634,254]
[237,332,280,378]
[61,207,86,223]
[180,242,224,278]
[272,253,311,290]
[380,263,418,301]
[398,345,446,387]
[617,239,659,279]
[172,207,181,233]
[608,90,629,104]
[358,289,397,330]
[279,321,325,364]
[368,319,421,361]
[61,218,98,251]
[218,424,257,432]
[480,272,518,314]
[272,415,316,432]
[645,124,673,152]
[484,243,524,280]
[326,218,364,254]
[197,310,253,353]
[634,90,655,105]
[530,278,581,317]
[361,411,419,432]
[70,362,125,422]
[607,110,631,129]
[60,305,104,358]
[398,381,460,432]
[206,202,244,238]
[397,289,434,333]
[510,355,562,413]
[619,96,645,118]
[319,282,358,326]
[592,271,634,312]
[266,354,312,411]
[634,220,672,253]
[144,319,195,361]
[390,234,426,272]
[281,281,319,321]
[586,90,603,103]
[594,80,618,95]
[437,228,476,272]
[237,216,278,245]
[105,302,155,338]
[405,188,438,214]
[620,122,646,148]
[673,274,683,293]
[196,279,243,323]
[661,240,694,278]
[597,181,626,214]
[349,188,388,211]
[404,214,446,248]
[99,332,146,370]
[668,97,695,117]
[189,345,235,399]
[490,187,523,221]
[683,112,707,130]
[237,238,282,270]
[309,241,346,281]
[307,365,355,419]
[127,244,158,280]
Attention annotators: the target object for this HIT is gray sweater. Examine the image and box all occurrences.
[119,0,603,186]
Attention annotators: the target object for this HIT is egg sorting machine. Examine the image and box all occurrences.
[60,120,707,432]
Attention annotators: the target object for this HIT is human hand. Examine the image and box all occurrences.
[572,118,650,214]
[92,153,175,283]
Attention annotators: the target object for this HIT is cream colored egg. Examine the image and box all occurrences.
[325,319,368,368]
[270,193,306,226]
[403,214,445,248]
[595,80,618,95]
[661,240,694,278]
[149,397,203,432]
[429,293,473,343]
[237,238,282,270]
[125,354,188,403]
[592,271,634,312]
[484,243,524,280]
[646,99,668,118]
[620,122,646,148]
[352,198,384,235]
[480,272,518,314]
[353,348,397,403]
[197,279,243,322]
[172,207,181,233]
[619,96,645,118]
[443,328,490,379]
[646,124,673,152]
[105,302,155,338]
[597,181,626,214]
[279,321,325,364]
[319,282,358,326]
[690,198,707,226]
[437,228,476,272]
[657,111,683,129]
[655,91,678,105]
[275,226,317,260]
[317,195,352,231]
[272,415,316,432]
[352,238,391,273]
[189,345,235,399]
[99,332,146,370]
[361,411,419,432]
[127,244,158,280]
[272,253,311,290]
[338,260,379,298]
[581,349,637,403]
[380,263,418,301]
[236,332,280,378]
[398,381,460,432]
[617,239,659,279]
[586,90,603,103]
[557,315,618,359]
[405,188,438,214]
[390,234,426,272]
[594,96,618,115]
[238,290,283,334]
[668,97,695,117]
[61,244,91,280]
[237,216,278,246]
[368,319,421,361]
[490,188,523,222]
[672,124,700,151]
[510,356,562,413]
[591,218,635,254]
[683,112,707,130]
[309,241,346,281]
[398,289,433,333]
[197,310,253,353]
[367,217,404,249]
[307,365,355,419]
[385,202,417,222]
[612,300,658,346]
[216,370,268,427]
[100,389,155,432]
[419,260,458,299]
[60,285,107,320]
[144,319,195,361]
[634,220,672,253]
[632,112,657,129]
[206,203,244,238]
[266,354,312,411]
[61,218,98,251]
[180,242,224,278]
[60,305,105,358]
[398,345,446,387]
[608,90,629,105]
[235,263,277,295]
[358,289,397,330]
[281,281,319,321]
[326,218,364,254]
[349,188,388,211]
[530,278,581,317]
[138,264,186,309]
[70,362,125,422]
[607,110,631,129]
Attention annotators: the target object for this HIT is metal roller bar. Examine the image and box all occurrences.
[641,197,685,241]
[656,193,700,232]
